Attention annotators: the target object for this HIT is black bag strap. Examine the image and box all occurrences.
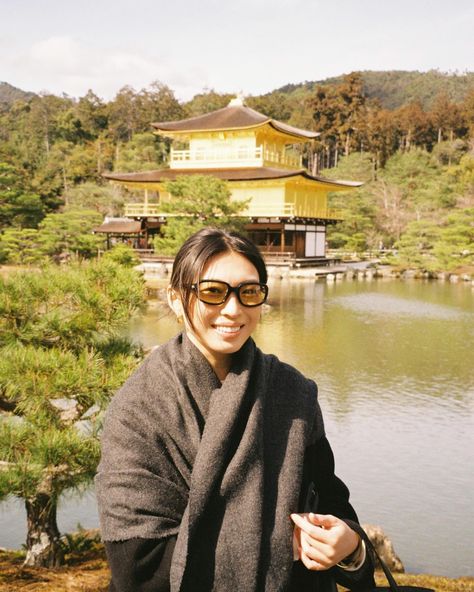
[347,522,434,592]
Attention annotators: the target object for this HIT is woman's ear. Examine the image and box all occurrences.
[167,286,184,322]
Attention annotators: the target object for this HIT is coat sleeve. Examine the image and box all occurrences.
[291,435,376,591]
[105,536,176,592]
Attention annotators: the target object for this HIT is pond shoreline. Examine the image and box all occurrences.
[268,262,474,284]
[2,261,473,286]
[1,547,473,592]
[141,261,474,301]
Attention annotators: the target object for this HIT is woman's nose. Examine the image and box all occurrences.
[221,292,241,315]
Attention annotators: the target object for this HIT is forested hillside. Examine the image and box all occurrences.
[277,70,474,110]
[0,71,473,271]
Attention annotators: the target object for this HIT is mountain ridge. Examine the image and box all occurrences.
[274,69,474,109]
[1,70,473,111]
[0,81,36,105]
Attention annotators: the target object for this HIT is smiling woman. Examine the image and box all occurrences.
[94,227,375,592]
[168,250,265,380]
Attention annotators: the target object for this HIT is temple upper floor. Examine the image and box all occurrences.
[152,97,319,171]
[169,132,302,169]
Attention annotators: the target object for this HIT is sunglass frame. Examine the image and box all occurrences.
[190,280,268,307]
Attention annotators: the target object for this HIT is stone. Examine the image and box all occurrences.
[362,524,405,573]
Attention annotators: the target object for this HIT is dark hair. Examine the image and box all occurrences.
[170,227,267,325]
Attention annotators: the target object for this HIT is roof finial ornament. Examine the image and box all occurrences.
[228,93,245,107]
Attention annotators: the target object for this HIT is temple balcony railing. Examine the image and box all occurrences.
[242,203,296,217]
[243,204,343,219]
[124,202,343,220]
[169,146,302,170]
[124,203,164,217]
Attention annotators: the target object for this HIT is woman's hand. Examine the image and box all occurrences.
[290,512,360,571]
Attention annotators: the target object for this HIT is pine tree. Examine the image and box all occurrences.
[0,260,145,566]
[153,175,248,255]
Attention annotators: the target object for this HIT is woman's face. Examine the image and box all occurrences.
[171,251,263,378]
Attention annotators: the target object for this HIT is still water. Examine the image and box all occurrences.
[1,277,473,577]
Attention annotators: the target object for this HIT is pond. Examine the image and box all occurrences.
[1,276,473,577]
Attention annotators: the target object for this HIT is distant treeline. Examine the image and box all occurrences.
[276,70,474,110]
[1,71,473,191]
[0,71,473,271]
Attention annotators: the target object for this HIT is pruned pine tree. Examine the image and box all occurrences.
[0,260,146,567]
[153,175,249,255]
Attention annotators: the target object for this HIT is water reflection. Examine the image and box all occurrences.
[331,292,469,320]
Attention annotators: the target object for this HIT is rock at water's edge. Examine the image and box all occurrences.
[362,524,405,573]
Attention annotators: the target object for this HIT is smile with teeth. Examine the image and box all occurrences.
[213,325,243,334]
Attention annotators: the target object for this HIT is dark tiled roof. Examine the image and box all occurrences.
[152,104,319,140]
[94,219,142,233]
[103,167,362,188]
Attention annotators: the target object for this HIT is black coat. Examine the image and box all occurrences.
[96,333,375,592]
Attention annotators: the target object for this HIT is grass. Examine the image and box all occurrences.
[0,548,109,592]
[0,546,472,592]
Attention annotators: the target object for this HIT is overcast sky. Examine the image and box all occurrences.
[1,0,473,101]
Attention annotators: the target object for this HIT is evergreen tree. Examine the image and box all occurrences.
[246,91,292,122]
[393,101,434,151]
[306,73,370,170]
[432,208,474,270]
[76,90,109,139]
[63,182,125,216]
[429,92,463,144]
[113,133,168,172]
[36,209,104,261]
[107,85,140,142]
[184,89,234,117]
[323,154,378,252]
[0,260,145,566]
[0,162,46,229]
[138,81,184,126]
[0,227,42,265]
[153,175,248,255]
[393,219,441,269]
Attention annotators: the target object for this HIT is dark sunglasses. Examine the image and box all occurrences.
[190,280,268,307]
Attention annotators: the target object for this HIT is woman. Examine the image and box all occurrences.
[95,227,375,592]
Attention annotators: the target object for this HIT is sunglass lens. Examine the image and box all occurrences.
[239,284,267,306]
[197,281,228,304]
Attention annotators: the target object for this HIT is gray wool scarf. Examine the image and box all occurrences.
[95,333,323,592]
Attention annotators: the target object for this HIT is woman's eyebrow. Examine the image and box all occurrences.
[201,278,260,282]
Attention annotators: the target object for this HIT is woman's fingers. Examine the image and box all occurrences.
[307,512,339,529]
[299,531,333,568]
[290,513,329,542]
[291,515,334,569]
[300,551,324,571]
